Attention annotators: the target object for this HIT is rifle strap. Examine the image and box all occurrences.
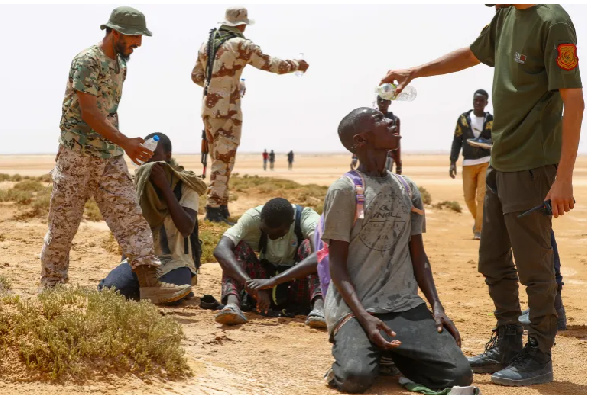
[204,27,243,96]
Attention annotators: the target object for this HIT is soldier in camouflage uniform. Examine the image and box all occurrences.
[41,6,191,304]
[191,7,309,223]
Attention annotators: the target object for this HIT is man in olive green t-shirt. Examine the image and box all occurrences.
[380,4,584,387]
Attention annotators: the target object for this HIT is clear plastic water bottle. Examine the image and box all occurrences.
[375,83,417,102]
[376,83,397,100]
[143,135,159,153]
[295,53,305,77]
[396,85,417,102]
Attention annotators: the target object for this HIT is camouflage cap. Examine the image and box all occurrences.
[100,6,152,36]
[219,7,255,27]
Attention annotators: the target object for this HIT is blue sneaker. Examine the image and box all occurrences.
[467,136,493,149]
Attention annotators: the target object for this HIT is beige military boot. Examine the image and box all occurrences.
[134,265,192,304]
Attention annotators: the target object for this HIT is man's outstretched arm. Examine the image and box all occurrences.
[381,47,480,94]
[246,41,309,74]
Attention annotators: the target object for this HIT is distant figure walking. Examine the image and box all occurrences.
[288,150,295,170]
[269,150,275,170]
[262,149,268,170]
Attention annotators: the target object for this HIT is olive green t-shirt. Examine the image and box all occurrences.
[470,5,582,172]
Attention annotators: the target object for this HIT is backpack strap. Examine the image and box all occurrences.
[259,229,267,256]
[293,205,303,262]
[392,173,411,196]
[204,28,240,96]
[392,174,425,216]
[294,205,304,244]
[343,170,366,222]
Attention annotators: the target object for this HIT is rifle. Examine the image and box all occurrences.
[201,129,209,179]
[518,199,576,218]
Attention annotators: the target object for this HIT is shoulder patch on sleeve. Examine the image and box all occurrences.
[556,43,578,71]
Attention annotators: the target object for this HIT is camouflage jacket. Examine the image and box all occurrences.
[191,29,300,119]
[59,44,126,159]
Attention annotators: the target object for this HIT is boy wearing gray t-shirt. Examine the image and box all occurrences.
[322,107,472,393]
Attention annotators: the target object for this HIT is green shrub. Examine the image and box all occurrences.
[0,189,32,205]
[13,180,46,193]
[198,220,229,264]
[433,201,462,213]
[0,275,11,291]
[418,186,432,205]
[84,200,103,222]
[0,287,191,381]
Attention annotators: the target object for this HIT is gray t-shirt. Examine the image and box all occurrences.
[322,171,426,336]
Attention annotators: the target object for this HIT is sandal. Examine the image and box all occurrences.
[305,309,327,329]
[215,304,248,325]
[200,294,223,310]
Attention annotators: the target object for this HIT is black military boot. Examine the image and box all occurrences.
[468,324,523,374]
[220,205,231,220]
[490,336,553,386]
[519,289,567,331]
[205,206,234,225]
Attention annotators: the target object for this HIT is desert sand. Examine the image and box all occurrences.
[0,153,587,395]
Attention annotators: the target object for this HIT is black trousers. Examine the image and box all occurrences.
[479,165,558,353]
[330,304,472,393]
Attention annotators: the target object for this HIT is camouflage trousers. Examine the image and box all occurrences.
[40,145,161,287]
[203,116,242,208]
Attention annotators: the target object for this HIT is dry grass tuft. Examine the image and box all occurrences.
[84,200,103,222]
[228,174,328,214]
[433,201,462,213]
[198,220,230,264]
[0,286,191,382]
[101,233,122,256]
[418,186,432,205]
[0,274,11,292]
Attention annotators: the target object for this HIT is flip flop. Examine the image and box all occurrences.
[215,304,248,325]
[305,309,327,329]
[200,294,223,310]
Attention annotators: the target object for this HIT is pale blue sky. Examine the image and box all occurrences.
[0,3,587,154]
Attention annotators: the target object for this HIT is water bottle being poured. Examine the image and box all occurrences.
[142,134,159,153]
[375,83,417,102]
[136,134,159,167]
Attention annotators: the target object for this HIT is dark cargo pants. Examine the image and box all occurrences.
[330,304,472,393]
[479,165,558,353]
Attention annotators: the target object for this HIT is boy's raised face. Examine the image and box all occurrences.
[358,111,400,151]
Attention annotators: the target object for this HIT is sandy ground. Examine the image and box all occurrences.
[0,153,587,395]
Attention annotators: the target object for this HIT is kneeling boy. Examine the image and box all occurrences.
[323,108,472,393]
